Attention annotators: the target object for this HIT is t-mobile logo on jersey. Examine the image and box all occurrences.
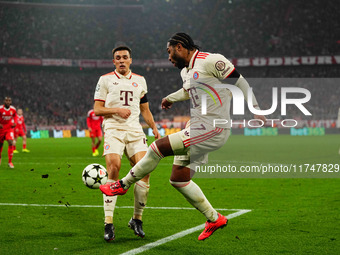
[120,90,133,106]
[187,87,200,107]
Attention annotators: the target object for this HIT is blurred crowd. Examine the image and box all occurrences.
[0,0,339,59]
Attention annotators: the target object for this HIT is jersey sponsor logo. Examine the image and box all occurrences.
[193,71,199,80]
[187,87,200,107]
[215,61,226,71]
[112,82,119,85]
[120,90,133,106]
[132,82,138,87]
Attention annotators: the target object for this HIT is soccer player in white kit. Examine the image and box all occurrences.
[94,46,160,242]
[100,34,266,240]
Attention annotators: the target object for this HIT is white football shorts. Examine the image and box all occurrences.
[103,128,147,158]
[169,120,230,169]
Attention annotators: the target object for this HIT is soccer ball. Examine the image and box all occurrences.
[82,163,108,189]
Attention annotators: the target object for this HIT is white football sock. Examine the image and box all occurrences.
[133,180,150,218]
[122,142,163,188]
[170,180,218,222]
[103,179,117,223]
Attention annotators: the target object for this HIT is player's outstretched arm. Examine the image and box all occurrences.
[94,100,131,119]
[161,98,173,110]
[162,88,190,110]
[234,75,266,122]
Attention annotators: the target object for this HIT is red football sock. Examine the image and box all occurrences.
[92,147,95,153]
[23,144,27,149]
[8,145,14,163]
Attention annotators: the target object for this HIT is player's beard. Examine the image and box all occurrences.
[172,53,186,69]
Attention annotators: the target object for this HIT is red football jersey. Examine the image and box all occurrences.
[87,109,103,130]
[0,105,17,130]
[16,115,26,132]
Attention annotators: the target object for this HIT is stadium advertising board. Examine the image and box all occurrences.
[290,127,325,136]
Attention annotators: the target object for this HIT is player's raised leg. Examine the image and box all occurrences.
[99,136,171,195]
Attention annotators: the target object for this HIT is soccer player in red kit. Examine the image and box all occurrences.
[87,109,103,156]
[0,97,17,168]
[13,108,30,153]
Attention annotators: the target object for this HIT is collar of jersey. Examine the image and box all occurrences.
[187,50,199,70]
[114,70,132,79]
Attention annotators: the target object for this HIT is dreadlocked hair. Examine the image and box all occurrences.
[168,32,200,51]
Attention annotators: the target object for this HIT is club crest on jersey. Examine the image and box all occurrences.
[105,144,110,150]
[193,72,199,80]
[132,82,138,87]
[215,61,226,71]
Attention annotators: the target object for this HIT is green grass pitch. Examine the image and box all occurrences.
[0,135,339,254]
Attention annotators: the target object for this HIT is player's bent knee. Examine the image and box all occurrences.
[170,165,191,182]
[169,179,191,189]
[154,137,173,157]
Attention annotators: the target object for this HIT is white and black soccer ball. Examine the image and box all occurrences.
[82,163,108,189]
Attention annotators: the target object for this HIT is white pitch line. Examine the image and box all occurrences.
[120,209,251,255]
[0,203,251,254]
[0,203,245,211]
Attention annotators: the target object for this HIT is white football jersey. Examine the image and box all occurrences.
[180,50,235,128]
[94,70,147,132]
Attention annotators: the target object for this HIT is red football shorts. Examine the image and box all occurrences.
[14,128,25,138]
[0,128,14,143]
[90,128,103,138]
